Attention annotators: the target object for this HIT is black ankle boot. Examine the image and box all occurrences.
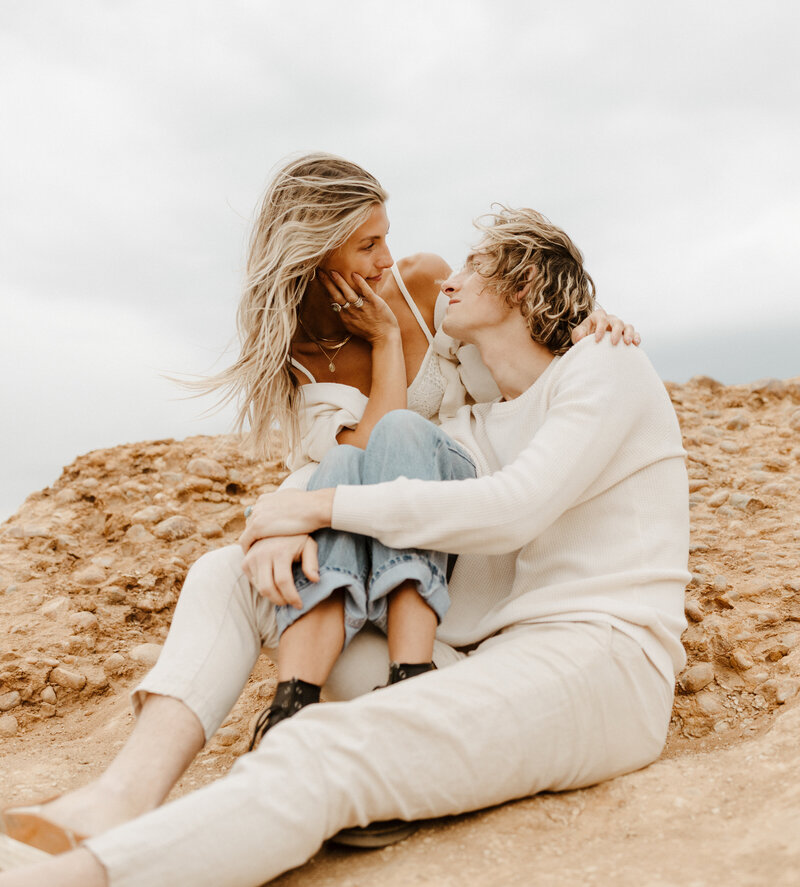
[387,661,436,684]
[248,678,321,750]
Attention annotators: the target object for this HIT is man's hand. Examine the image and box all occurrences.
[572,309,641,346]
[242,534,319,609]
[239,488,335,552]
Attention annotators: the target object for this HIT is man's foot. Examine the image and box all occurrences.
[329,819,419,849]
[331,662,434,850]
[249,678,321,750]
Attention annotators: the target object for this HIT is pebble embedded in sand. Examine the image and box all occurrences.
[775,681,800,705]
[215,726,239,746]
[130,643,163,667]
[696,691,725,716]
[685,600,704,622]
[187,457,228,481]
[41,686,57,705]
[125,524,154,542]
[0,714,19,736]
[179,476,214,493]
[0,691,21,712]
[69,612,99,632]
[104,653,126,673]
[691,375,723,390]
[153,516,197,541]
[708,491,729,508]
[728,493,766,513]
[55,487,80,504]
[41,597,71,620]
[49,666,87,691]
[730,649,755,671]
[680,663,715,694]
[726,414,750,430]
[73,564,106,586]
[132,505,167,524]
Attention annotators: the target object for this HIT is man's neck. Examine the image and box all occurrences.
[473,324,555,401]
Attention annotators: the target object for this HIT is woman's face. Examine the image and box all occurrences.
[321,203,394,288]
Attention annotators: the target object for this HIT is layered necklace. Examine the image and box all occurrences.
[297,316,352,373]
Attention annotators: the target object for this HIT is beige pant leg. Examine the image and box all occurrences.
[132,545,281,742]
[87,622,672,887]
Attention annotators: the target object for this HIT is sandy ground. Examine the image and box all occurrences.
[1,374,799,885]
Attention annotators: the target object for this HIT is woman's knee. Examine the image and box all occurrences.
[365,410,473,483]
[309,444,363,489]
[365,410,442,470]
[368,409,433,450]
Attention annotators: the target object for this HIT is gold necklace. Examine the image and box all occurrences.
[297,316,350,347]
[297,317,352,373]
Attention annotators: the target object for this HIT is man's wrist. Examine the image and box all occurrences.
[311,488,336,529]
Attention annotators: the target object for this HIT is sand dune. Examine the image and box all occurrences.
[1,374,799,884]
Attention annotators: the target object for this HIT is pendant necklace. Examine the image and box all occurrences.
[297,317,352,373]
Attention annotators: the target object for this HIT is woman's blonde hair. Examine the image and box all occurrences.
[200,153,387,459]
[473,205,595,355]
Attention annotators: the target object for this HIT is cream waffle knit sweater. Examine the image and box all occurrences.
[332,337,690,683]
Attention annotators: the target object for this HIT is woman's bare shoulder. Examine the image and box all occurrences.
[396,253,452,309]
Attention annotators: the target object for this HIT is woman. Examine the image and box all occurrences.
[0,153,636,873]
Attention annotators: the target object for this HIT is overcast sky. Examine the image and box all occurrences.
[1,0,798,521]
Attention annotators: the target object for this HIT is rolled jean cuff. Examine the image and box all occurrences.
[275,567,368,646]
[367,555,450,629]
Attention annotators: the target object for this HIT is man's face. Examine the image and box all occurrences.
[440,253,513,342]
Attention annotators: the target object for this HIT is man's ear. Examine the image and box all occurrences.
[514,283,530,303]
[515,266,536,302]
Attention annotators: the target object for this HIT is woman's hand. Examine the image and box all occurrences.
[242,535,318,609]
[571,309,641,346]
[320,270,400,345]
[239,489,335,551]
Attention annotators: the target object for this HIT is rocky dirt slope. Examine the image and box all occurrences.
[1,375,799,885]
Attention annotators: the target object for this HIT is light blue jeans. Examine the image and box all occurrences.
[275,410,478,644]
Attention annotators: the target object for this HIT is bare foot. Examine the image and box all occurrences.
[6,780,143,845]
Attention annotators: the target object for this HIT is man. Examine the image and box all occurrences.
[0,207,688,887]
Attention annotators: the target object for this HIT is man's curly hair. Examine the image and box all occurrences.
[472,206,596,356]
